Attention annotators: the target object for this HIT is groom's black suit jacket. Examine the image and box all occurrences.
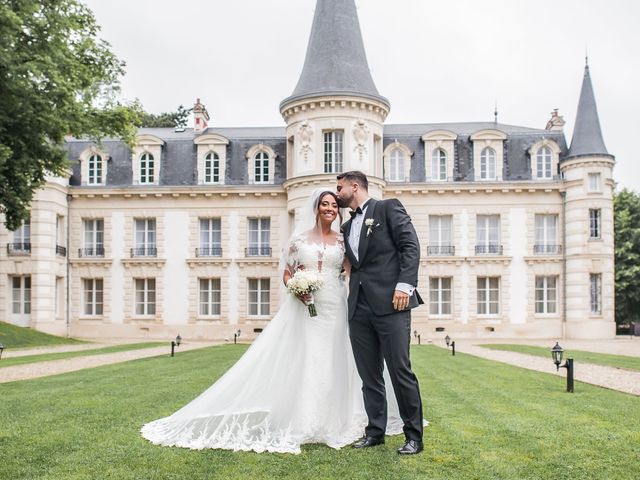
[342,198,423,320]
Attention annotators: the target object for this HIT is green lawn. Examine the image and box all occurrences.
[0,342,165,368]
[0,321,84,349]
[480,343,640,372]
[0,345,638,480]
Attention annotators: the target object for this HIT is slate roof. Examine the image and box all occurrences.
[280,0,389,109]
[65,122,568,187]
[566,64,611,159]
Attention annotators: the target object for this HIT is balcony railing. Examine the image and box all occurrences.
[130,247,158,258]
[427,245,456,256]
[7,242,31,255]
[534,244,563,254]
[56,245,67,257]
[78,247,105,257]
[196,247,223,257]
[245,246,272,257]
[475,244,503,255]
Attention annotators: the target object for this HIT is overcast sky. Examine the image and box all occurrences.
[81,0,640,192]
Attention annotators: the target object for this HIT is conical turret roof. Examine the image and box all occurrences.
[566,63,611,159]
[280,0,389,109]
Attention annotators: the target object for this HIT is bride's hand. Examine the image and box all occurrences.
[297,293,312,305]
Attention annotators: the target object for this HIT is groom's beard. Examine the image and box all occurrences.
[336,197,350,209]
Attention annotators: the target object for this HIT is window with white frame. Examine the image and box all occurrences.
[134,218,156,256]
[536,147,553,179]
[204,152,220,184]
[11,276,31,314]
[248,278,270,316]
[590,274,602,314]
[199,278,221,316]
[476,215,500,254]
[199,218,221,256]
[135,278,156,316]
[88,154,103,184]
[323,131,344,173]
[11,219,31,252]
[480,147,496,180]
[534,214,559,254]
[83,219,104,257]
[253,151,270,183]
[535,276,557,314]
[83,278,104,316]
[139,153,155,184]
[431,148,447,181]
[589,209,601,239]
[429,277,452,315]
[588,173,601,192]
[428,215,453,255]
[389,148,405,182]
[477,277,499,315]
[247,218,271,256]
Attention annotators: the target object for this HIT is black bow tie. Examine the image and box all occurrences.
[349,207,363,218]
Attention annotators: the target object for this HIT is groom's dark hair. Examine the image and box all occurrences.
[336,171,368,192]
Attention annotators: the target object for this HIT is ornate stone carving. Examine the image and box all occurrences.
[353,119,369,161]
[297,120,314,162]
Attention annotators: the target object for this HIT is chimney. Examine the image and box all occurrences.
[193,98,210,133]
[545,108,565,131]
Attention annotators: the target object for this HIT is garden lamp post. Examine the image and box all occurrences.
[551,342,574,393]
[413,330,421,345]
[171,334,182,357]
[451,340,455,356]
[445,335,451,348]
[0,343,4,360]
[234,330,241,344]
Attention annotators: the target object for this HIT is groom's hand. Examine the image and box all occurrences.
[392,290,410,311]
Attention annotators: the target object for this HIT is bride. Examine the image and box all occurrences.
[141,189,404,454]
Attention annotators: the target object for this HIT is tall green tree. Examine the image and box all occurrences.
[0,0,140,230]
[614,188,640,325]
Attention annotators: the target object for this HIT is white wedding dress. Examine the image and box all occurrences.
[141,235,404,454]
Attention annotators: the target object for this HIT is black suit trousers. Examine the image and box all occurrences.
[348,286,423,441]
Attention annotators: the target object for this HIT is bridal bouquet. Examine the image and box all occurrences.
[287,270,323,317]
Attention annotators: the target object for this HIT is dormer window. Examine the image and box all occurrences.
[204,152,220,184]
[529,139,561,181]
[254,151,269,183]
[389,149,405,182]
[246,144,276,184]
[88,154,103,185]
[383,141,412,183]
[79,147,109,186]
[431,149,447,181]
[139,153,155,184]
[536,147,552,179]
[480,147,496,180]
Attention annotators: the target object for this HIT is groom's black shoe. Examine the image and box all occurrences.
[397,440,423,455]
[352,435,385,449]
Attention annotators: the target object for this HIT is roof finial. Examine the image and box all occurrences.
[585,44,589,67]
[494,99,498,124]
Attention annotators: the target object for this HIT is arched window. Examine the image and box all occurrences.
[480,147,496,180]
[431,149,447,181]
[254,151,269,184]
[536,147,552,179]
[204,151,220,183]
[140,153,155,184]
[88,154,103,185]
[389,149,405,182]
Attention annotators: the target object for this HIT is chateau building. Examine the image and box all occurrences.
[0,0,615,340]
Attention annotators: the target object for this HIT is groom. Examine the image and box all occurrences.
[336,171,424,455]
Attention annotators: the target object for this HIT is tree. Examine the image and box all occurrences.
[614,189,640,325]
[0,0,140,230]
[139,105,191,128]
